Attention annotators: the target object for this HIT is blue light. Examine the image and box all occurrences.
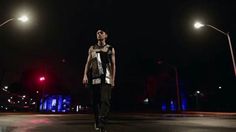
[58,96,63,112]
[161,103,167,111]
[170,100,176,111]
[51,98,57,112]
[47,97,53,111]
[181,98,187,111]
[43,99,47,110]
[40,99,43,111]
[39,95,71,112]
[52,99,56,106]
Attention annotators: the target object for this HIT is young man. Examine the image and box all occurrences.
[82,29,116,132]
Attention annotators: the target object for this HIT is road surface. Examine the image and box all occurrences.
[0,112,236,132]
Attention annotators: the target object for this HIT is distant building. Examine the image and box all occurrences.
[40,95,71,112]
[144,60,187,111]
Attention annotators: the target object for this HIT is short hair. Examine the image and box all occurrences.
[96,26,109,35]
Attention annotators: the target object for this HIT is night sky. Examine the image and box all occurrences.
[0,0,236,108]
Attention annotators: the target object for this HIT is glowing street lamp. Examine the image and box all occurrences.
[143,98,149,104]
[196,90,200,94]
[39,76,45,82]
[17,15,29,23]
[194,22,204,29]
[4,86,8,90]
[0,15,29,27]
[194,21,236,78]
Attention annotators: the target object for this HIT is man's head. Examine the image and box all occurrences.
[96,29,108,41]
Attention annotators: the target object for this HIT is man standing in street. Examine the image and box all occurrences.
[83,29,116,132]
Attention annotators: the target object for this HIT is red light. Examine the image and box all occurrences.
[39,77,45,81]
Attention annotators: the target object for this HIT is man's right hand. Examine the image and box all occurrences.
[82,75,88,87]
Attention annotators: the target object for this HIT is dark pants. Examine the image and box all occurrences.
[91,83,112,128]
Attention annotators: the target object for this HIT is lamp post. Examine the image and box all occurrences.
[157,60,181,111]
[39,76,45,95]
[173,66,181,112]
[0,16,29,27]
[194,22,236,78]
[194,90,201,110]
[39,76,45,111]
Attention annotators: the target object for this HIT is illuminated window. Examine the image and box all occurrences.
[52,99,57,106]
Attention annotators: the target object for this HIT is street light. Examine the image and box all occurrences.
[0,15,29,27]
[157,60,181,111]
[4,86,8,90]
[17,16,29,23]
[194,21,236,78]
[39,76,46,111]
[196,90,200,94]
[39,76,45,81]
[194,90,202,110]
[194,22,204,29]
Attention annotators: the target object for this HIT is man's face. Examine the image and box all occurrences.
[96,30,107,40]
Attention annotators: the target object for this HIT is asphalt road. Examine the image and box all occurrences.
[0,112,236,132]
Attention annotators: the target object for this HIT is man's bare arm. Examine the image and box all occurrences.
[111,48,116,87]
[83,46,92,85]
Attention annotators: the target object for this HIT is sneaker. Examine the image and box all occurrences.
[99,127,107,132]
[94,123,100,131]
